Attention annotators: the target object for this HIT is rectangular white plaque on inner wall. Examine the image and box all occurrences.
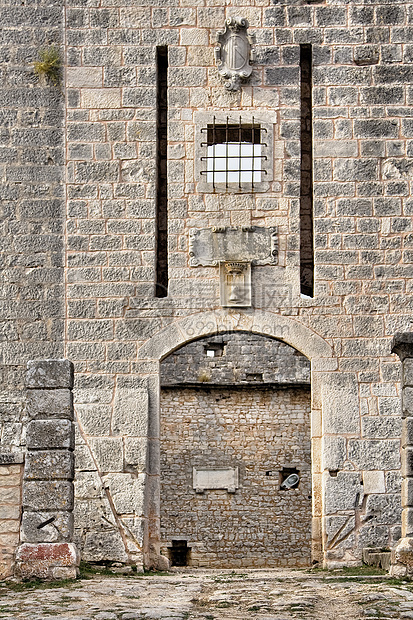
[193,467,239,493]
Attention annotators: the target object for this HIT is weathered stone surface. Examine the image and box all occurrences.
[26,389,73,420]
[26,360,74,390]
[26,420,74,451]
[82,529,128,563]
[324,472,362,515]
[362,416,402,439]
[365,493,402,525]
[102,473,145,515]
[15,542,79,580]
[322,437,346,471]
[23,481,74,512]
[348,439,401,470]
[7,0,413,573]
[322,374,359,435]
[89,438,123,473]
[363,471,385,495]
[402,447,413,478]
[124,438,146,472]
[0,452,24,465]
[112,388,148,436]
[21,511,74,543]
[403,387,413,418]
[24,451,74,481]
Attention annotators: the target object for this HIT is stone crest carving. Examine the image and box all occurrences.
[215,17,255,91]
[220,261,251,307]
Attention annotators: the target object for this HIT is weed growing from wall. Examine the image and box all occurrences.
[33,46,62,87]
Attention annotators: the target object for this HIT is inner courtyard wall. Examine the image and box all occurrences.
[1,0,413,570]
[160,385,312,568]
[64,0,407,568]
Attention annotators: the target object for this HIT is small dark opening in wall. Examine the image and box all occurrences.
[279,467,300,490]
[169,540,190,566]
[204,342,226,357]
[245,372,263,382]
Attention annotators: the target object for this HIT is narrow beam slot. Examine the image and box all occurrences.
[300,44,314,298]
[155,46,168,298]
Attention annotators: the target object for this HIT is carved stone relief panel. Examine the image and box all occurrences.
[193,467,239,494]
[189,226,278,267]
[215,17,255,91]
[220,261,251,308]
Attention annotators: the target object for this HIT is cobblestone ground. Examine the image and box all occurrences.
[1,568,413,620]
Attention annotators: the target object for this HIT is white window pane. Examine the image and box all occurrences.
[206,140,262,185]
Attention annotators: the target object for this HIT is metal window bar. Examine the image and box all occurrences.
[200,117,267,189]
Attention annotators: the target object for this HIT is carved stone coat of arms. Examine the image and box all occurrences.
[215,17,256,91]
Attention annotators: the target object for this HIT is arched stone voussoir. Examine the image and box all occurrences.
[137,309,333,362]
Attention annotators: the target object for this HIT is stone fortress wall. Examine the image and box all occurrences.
[2,0,413,573]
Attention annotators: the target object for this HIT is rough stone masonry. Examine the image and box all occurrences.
[3,0,413,577]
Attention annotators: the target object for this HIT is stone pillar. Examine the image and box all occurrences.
[391,334,413,577]
[15,360,79,580]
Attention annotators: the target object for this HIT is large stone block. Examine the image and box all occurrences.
[112,388,148,436]
[26,360,74,390]
[362,416,402,439]
[23,481,74,512]
[82,529,127,563]
[26,389,73,420]
[322,436,345,471]
[404,359,413,387]
[402,418,413,447]
[24,451,74,481]
[365,494,402,525]
[322,373,359,434]
[348,439,401,470]
[102,473,144,515]
[76,404,112,436]
[403,387,413,417]
[89,437,123,473]
[21,512,74,543]
[15,542,79,580]
[363,471,385,495]
[26,420,74,451]
[359,524,390,550]
[124,437,146,472]
[324,472,362,515]
[402,478,413,508]
[402,446,413,477]
[74,471,103,501]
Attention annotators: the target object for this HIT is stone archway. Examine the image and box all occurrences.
[137,310,334,569]
[159,331,312,568]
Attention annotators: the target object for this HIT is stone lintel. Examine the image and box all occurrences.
[392,333,413,362]
[26,360,74,390]
[15,542,79,580]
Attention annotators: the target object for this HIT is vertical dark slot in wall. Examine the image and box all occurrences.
[300,45,314,298]
[155,46,168,298]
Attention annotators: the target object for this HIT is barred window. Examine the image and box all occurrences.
[195,113,273,193]
[201,119,265,189]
